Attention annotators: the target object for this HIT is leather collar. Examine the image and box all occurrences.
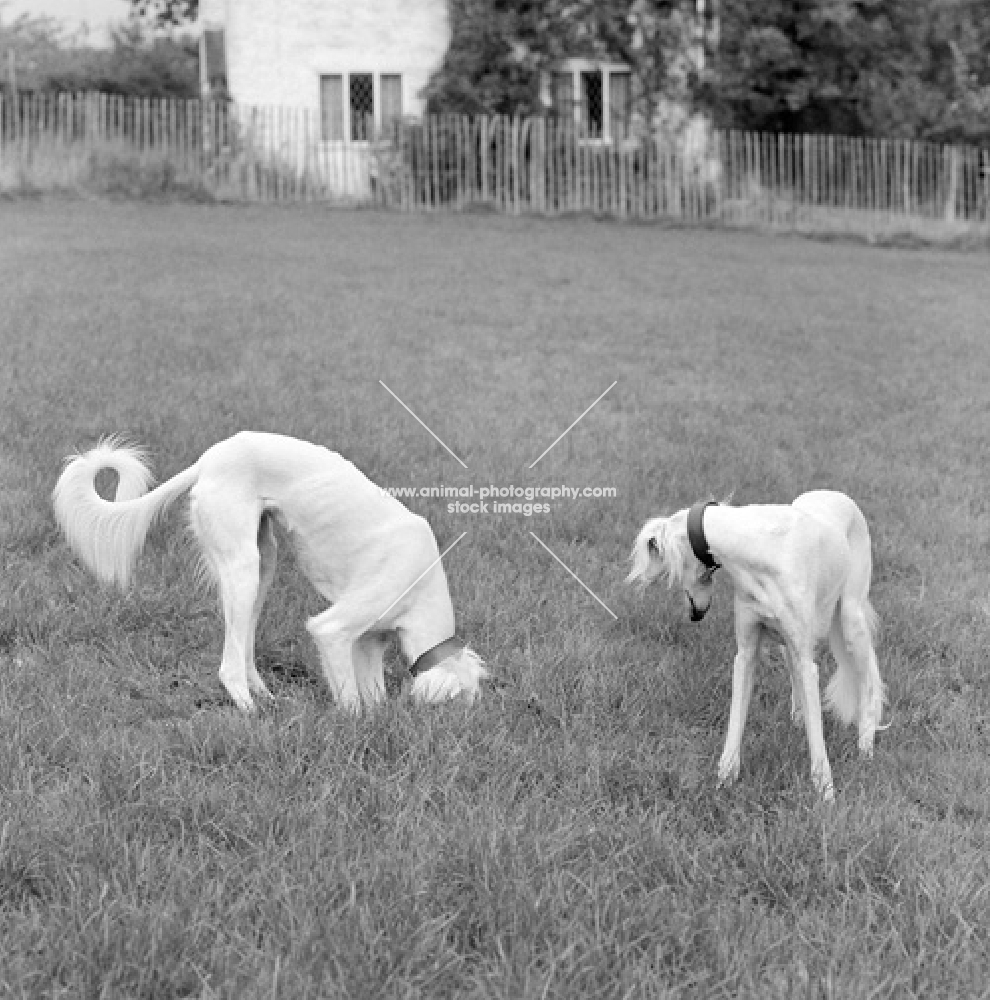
[410,636,465,678]
[686,500,720,572]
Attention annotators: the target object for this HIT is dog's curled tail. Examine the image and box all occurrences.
[52,437,199,589]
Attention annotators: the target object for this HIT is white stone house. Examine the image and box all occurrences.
[196,1,718,197]
[198,0,450,143]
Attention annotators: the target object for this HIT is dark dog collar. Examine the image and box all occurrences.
[410,636,465,678]
[687,500,720,572]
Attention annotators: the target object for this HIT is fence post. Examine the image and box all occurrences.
[944,145,959,223]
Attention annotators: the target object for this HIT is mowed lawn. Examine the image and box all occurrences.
[1,201,988,999]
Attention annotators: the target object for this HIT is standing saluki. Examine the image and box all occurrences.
[627,491,885,800]
[53,431,486,713]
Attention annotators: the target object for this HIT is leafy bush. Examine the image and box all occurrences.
[0,15,198,99]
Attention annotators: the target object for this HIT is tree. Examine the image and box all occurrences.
[45,24,199,98]
[425,0,709,131]
[714,0,990,140]
[423,0,563,116]
[0,14,198,98]
[129,0,199,27]
[557,1,710,134]
[0,13,87,92]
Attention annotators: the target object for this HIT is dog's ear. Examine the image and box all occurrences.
[626,517,666,587]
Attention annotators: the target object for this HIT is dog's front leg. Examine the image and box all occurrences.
[352,633,388,707]
[717,615,761,789]
[305,609,362,712]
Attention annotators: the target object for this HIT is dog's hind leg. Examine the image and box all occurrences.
[353,633,388,706]
[244,512,276,702]
[212,554,262,712]
[717,613,762,789]
[781,644,804,727]
[190,493,261,713]
[790,644,834,801]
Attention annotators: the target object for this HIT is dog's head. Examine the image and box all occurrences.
[409,646,488,704]
[626,510,716,622]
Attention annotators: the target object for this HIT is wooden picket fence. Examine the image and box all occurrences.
[2,92,989,234]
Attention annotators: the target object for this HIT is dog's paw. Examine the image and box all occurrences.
[716,755,740,788]
[812,763,835,803]
[231,694,257,714]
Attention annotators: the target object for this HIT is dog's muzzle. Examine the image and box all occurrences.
[687,594,708,622]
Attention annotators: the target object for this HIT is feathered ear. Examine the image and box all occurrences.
[410,647,488,704]
[626,516,669,587]
[627,513,691,589]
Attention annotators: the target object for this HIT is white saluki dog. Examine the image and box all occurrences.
[627,491,885,801]
[53,431,487,713]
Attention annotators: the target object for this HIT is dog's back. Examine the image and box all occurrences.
[792,491,872,580]
[193,431,441,607]
[194,431,413,529]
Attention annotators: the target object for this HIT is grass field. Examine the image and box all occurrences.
[1,201,988,999]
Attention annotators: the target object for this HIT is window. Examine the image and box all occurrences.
[580,71,603,139]
[320,75,343,141]
[201,29,227,99]
[380,75,402,134]
[609,71,631,141]
[350,73,374,140]
[550,64,633,142]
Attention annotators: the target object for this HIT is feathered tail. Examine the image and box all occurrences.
[52,437,200,589]
[824,597,883,727]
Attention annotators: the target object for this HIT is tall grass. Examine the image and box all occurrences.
[1,203,988,998]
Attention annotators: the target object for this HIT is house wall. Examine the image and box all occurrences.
[198,0,450,116]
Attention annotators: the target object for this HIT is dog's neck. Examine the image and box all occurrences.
[687,501,720,572]
[410,636,465,677]
[697,504,788,593]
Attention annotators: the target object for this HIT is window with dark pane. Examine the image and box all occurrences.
[581,71,603,139]
[350,73,374,140]
[320,75,344,141]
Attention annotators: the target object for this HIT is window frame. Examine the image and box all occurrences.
[547,60,633,144]
[319,74,345,141]
[318,72,404,143]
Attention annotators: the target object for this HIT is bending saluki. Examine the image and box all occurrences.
[628,491,885,800]
[53,431,486,712]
